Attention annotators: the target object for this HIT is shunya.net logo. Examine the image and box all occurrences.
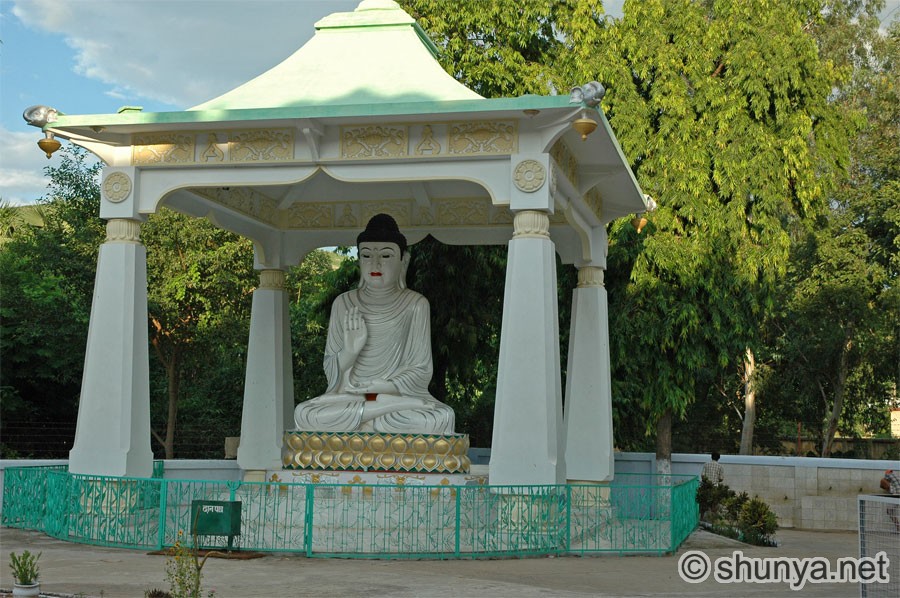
[677,550,890,590]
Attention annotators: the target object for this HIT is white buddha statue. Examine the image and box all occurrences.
[294,214,456,435]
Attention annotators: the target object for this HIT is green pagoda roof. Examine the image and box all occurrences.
[189,0,482,112]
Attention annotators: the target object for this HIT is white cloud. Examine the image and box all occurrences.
[0,126,56,205]
[12,0,356,108]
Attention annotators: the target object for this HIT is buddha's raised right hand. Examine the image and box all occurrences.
[343,305,368,357]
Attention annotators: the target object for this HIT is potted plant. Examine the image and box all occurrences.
[8,549,41,597]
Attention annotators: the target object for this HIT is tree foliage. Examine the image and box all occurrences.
[141,208,258,458]
[590,0,852,465]
[760,7,899,455]
[0,147,103,436]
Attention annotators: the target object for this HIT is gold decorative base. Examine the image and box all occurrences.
[282,431,470,474]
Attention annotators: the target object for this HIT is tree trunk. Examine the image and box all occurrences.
[655,408,672,475]
[164,347,181,460]
[822,333,852,457]
[739,347,757,455]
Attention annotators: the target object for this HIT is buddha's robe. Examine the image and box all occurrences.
[294,288,455,434]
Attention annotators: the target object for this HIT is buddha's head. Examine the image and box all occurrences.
[357,214,410,290]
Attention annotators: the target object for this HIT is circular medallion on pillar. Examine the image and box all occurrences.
[513,159,546,192]
[103,171,132,203]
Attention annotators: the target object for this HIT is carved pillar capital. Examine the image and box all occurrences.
[577,266,604,288]
[106,219,141,243]
[512,210,550,239]
[258,269,286,290]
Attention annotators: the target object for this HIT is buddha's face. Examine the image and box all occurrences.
[359,242,403,290]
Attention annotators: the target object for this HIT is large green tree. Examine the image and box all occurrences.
[761,8,899,456]
[584,0,851,471]
[0,147,104,455]
[141,209,258,458]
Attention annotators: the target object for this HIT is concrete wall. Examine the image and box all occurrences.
[615,452,899,530]
[2,454,896,531]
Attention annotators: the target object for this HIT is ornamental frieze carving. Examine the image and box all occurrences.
[435,198,489,226]
[288,204,334,228]
[448,121,517,155]
[229,129,294,162]
[584,188,602,221]
[192,187,280,227]
[192,193,525,231]
[337,205,359,227]
[133,133,194,165]
[414,125,441,156]
[489,206,514,225]
[200,133,226,162]
[550,140,578,187]
[341,125,408,159]
[257,198,279,224]
[360,202,412,227]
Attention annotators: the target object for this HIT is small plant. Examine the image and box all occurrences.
[164,530,220,598]
[9,549,41,585]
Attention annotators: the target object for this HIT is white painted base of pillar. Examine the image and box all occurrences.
[70,241,152,477]
[564,284,613,482]
[491,234,565,485]
[237,286,293,471]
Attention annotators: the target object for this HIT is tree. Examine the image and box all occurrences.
[590,0,852,472]
[762,7,899,456]
[0,147,104,455]
[141,209,257,458]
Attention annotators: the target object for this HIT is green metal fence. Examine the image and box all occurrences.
[2,465,698,558]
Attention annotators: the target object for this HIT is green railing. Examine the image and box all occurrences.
[2,465,698,558]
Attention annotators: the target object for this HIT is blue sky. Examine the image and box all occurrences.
[1,0,357,204]
[1,0,896,206]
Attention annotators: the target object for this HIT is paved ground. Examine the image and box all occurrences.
[0,526,881,597]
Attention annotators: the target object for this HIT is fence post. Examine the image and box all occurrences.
[157,479,168,550]
[670,479,676,553]
[565,484,572,554]
[304,485,314,557]
[455,486,462,557]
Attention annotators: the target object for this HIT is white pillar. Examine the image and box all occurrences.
[69,219,153,477]
[491,211,565,485]
[237,269,293,471]
[564,266,614,482]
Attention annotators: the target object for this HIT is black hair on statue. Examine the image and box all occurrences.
[357,213,407,255]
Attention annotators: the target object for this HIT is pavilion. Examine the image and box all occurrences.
[26,0,648,487]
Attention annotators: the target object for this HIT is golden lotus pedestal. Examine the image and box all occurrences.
[281,430,471,475]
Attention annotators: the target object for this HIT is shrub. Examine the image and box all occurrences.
[738,497,778,546]
[695,480,778,546]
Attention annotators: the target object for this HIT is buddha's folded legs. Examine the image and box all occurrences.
[294,396,364,432]
[294,393,455,434]
[371,403,455,435]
